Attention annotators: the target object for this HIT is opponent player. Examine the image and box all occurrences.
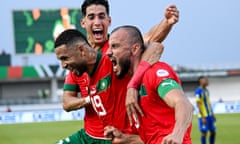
[105,26,193,144]
[195,76,216,144]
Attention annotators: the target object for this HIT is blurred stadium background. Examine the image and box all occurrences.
[1,3,240,144]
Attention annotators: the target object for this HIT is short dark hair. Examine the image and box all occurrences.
[54,29,89,49]
[111,25,145,53]
[81,0,110,16]
[198,75,207,83]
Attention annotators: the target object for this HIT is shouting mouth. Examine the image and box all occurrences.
[110,56,118,73]
[92,29,104,40]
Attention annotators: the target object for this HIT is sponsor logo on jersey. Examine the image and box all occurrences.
[156,69,169,77]
[161,80,174,87]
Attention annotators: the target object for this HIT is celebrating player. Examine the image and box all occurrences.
[80,0,179,52]
[105,25,193,144]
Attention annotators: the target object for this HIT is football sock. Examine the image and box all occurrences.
[210,134,215,144]
[201,135,206,144]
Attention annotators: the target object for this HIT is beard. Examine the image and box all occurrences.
[73,63,88,77]
[117,57,131,79]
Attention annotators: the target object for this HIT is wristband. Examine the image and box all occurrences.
[84,96,91,104]
[127,61,151,89]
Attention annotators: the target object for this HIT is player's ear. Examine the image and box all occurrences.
[131,43,141,56]
[108,16,112,26]
[80,18,86,28]
[76,43,85,56]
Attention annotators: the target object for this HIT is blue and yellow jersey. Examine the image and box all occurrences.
[195,87,213,117]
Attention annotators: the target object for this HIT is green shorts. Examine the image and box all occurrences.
[55,128,112,144]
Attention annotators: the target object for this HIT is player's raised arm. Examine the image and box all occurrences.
[125,5,179,125]
[143,4,179,44]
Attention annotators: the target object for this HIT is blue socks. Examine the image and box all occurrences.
[210,134,215,144]
[201,135,206,144]
[201,134,215,144]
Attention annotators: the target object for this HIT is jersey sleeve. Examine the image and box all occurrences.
[64,72,90,97]
[195,88,202,102]
[144,62,182,99]
[63,71,79,92]
[157,78,182,99]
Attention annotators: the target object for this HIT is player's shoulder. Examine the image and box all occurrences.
[146,61,174,75]
[143,62,177,83]
[68,71,89,80]
[195,87,202,93]
[153,61,173,69]
[65,71,75,80]
[100,40,109,53]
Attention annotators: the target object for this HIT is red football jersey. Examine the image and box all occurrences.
[63,41,131,139]
[134,62,192,144]
[64,52,114,138]
[100,40,131,132]
[99,41,109,54]
[64,72,90,97]
[111,74,132,133]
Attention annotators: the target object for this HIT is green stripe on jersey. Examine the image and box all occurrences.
[139,85,147,97]
[158,79,182,99]
[90,52,102,77]
[63,84,80,92]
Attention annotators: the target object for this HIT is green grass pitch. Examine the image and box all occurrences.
[0,113,240,144]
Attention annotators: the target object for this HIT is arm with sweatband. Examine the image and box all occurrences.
[127,61,151,89]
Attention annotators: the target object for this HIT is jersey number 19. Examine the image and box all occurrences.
[91,95,107,116]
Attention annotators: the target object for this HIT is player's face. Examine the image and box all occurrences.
[200,77,209,87]
[108,29,132,78]
[55,44,87,76]
[81,4,111,48]
[203,78,209,86]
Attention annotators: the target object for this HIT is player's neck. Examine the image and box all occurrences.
[132,57,141,76]
[88,39,107,51]
[86,51,98,75]
[201,85,207,89]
